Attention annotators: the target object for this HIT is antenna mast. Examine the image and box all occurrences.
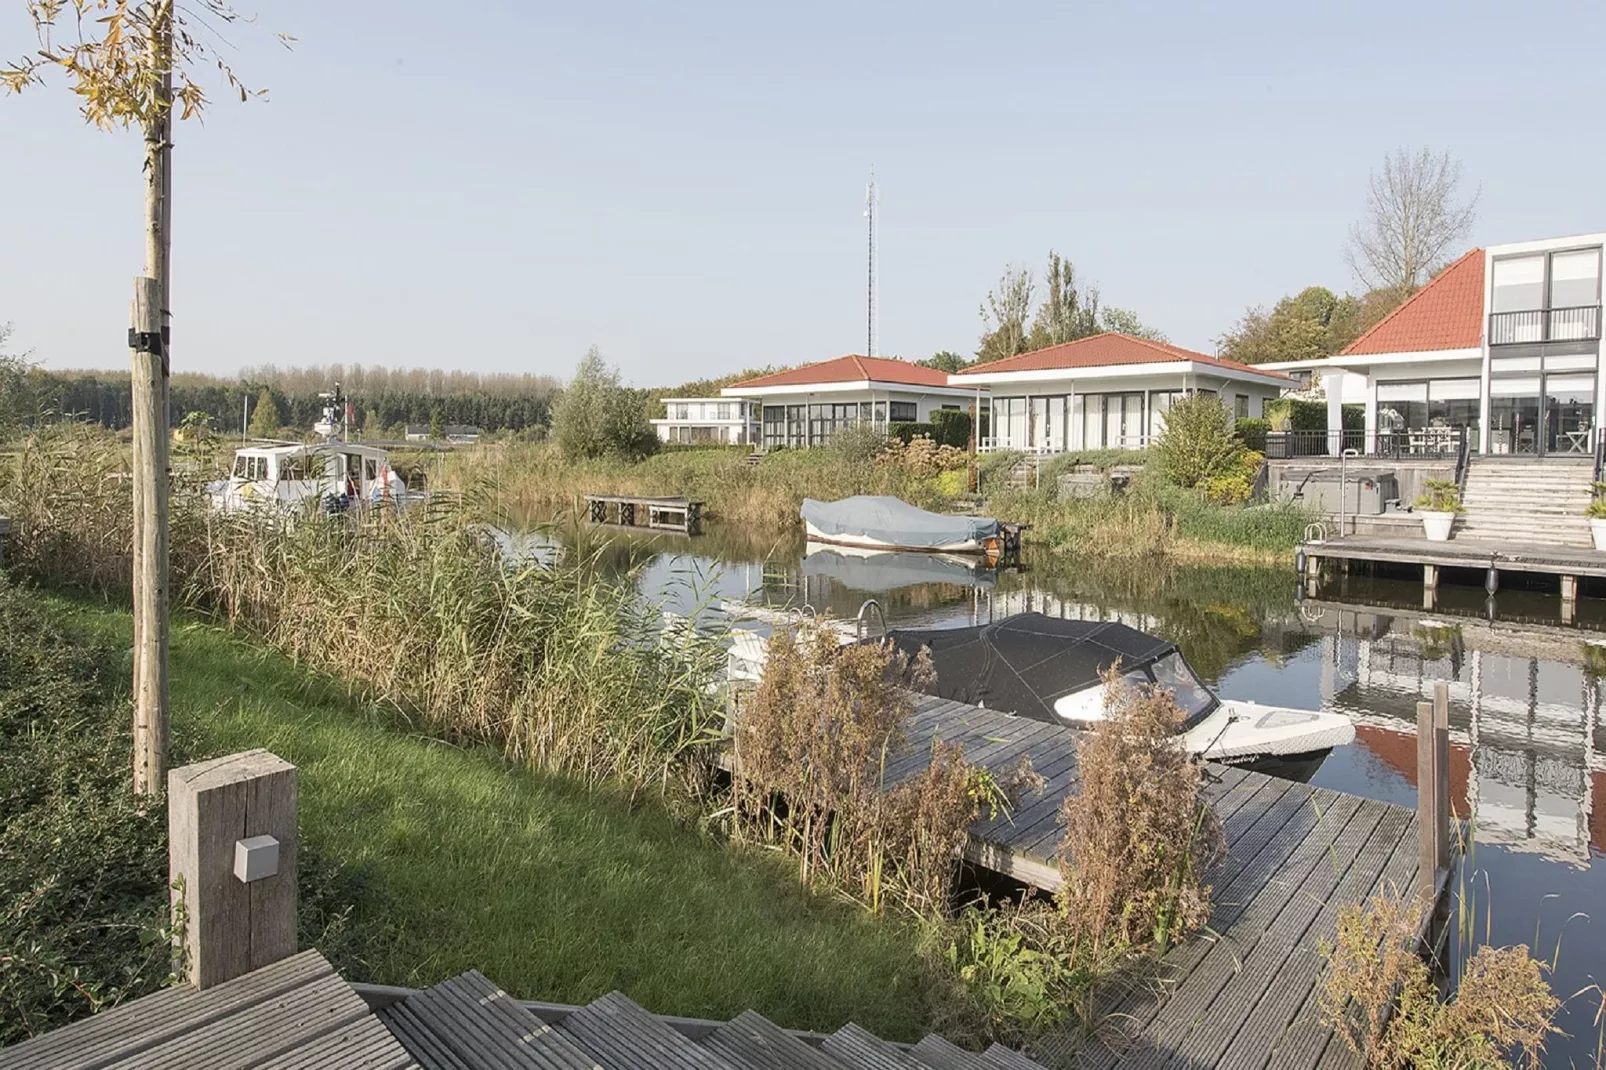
[865,168,877,358]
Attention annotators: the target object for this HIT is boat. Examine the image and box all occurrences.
[801,496,1022,558]
[208,441,409,514]
[876,613,1355,768]
[800,543,998,593]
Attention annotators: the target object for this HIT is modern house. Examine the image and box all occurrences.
[949,332,1291,453]
[650,397,761,445]
[404,423,482,444]
[1264,235,1605,459]
[721,354,979,449]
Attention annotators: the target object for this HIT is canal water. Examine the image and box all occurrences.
[608,527,1606,1065]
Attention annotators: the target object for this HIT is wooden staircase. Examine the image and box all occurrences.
[1456,457,1595,547]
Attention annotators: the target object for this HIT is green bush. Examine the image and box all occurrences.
[551,347,658,461]
[1233,418,1269,454]
[1264,398,1328,433]
[1152,394,1244,490]
[888,421,937,445]
[928,409,972,449]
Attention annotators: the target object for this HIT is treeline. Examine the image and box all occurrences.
[15,364,559,435]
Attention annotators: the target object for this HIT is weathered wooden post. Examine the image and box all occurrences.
[131,274,170,795]
[1416,683,1451,901]
[169,750,298,989]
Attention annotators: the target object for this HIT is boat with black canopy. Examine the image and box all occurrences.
[876,613,1355,769]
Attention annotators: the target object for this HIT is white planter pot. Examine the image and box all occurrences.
[1591,518,1606,552]
[1420,511,1455,542]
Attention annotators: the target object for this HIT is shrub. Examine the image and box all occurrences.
[1264,397,1328,433]
[1415,478,1463,514]
[1152,394,1245,490]
[1233,417,1269,453]
[551,347,658,461]
[828,423,893,467]
[880,436,969,477]
[1322,891,1559,1070]
[1198,449,1264,506]
[888,421,937,445]
[1056,666,1224,955]
[928,409,973,449]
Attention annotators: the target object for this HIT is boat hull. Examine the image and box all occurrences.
[804,522,994,555]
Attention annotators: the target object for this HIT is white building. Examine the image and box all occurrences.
[1264,235,1605,459]
[721,355,979,449]
[949,332,1291,453]
[650,398,760,446]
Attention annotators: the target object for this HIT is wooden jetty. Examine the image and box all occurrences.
[584,492,704,534]
[1298,533,1605,620]
[889,692,1452,1069]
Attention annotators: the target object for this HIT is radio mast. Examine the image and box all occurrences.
[865,168,878,358]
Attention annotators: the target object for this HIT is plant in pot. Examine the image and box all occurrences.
[1413,479,1462,542]
[1585,482,1606,551]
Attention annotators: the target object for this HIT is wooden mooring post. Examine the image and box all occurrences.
[1416,681,1451,902]
[169,750,298,989]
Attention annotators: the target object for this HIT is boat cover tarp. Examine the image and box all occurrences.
[873,613,1179,723]
[801,547,997,593]
[801,496,999,549]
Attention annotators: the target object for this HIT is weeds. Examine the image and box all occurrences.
[1322,889,1560,1070]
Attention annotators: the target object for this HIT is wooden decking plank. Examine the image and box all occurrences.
[429,971,600,1069]
[966,745,1082,840]
[1210,792,1366,933]
[375,1003,474,1070]
[910,1033,987,1070]
[981,1043,1055,1070]
[1211,947,1326,1070]
[105,970,368,1070]
[700,1009,844,1070]
[820,1022,926,1070]
[884,714,1058,788]
[250,1015,416,1070]
[1,950,333,1070]
[1136,933,1301,1070]
[559,991,734,1070]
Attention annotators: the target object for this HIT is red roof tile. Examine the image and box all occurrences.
[952,332,1290,380]
[728,355,956,390]
[1341,248,1485,356]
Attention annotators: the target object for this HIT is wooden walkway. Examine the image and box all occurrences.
[1299,533,1606,579]
[584,492,704,534]
[896,694,1427,1069]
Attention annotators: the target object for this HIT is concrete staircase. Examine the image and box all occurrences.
[1456,458,1596,547]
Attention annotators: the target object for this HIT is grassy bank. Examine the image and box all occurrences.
[3,579,939,1041]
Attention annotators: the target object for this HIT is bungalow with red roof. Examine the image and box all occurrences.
[949,332,1291,453]
[713,354,980,450]
[1263,234,1604,459]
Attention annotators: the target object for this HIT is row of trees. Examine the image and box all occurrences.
[1218,148,1479,365]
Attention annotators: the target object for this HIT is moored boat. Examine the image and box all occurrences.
[208,441,409,514]
[801,495,1022,558]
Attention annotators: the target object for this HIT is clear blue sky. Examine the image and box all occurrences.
[5,0,1604,386]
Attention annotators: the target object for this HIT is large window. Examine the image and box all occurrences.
[1076,393,1145,449]
[1376,379,1481,451]
[889,401,917,422]
[1492,249,1602,344]
[1492,256,1545,313]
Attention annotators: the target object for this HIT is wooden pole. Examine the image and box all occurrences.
[1416,698,1436,900]
[1433,680,1451,875]
[132,6,173,796]
[169,750,298,988]
[131,277,169,795]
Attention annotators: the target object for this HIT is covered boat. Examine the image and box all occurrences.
[801,496,1009,555]
[875,613,1355,767]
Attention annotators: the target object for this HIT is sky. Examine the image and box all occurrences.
[5,1,1606,388]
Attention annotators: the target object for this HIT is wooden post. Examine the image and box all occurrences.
[1561,574,1579,620]
[131,276,170,795]
[1422,563,1438,611]
[1417,688,1451,901]
[169,750,298,989]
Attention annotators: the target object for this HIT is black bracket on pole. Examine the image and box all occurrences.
[128,329,166,356]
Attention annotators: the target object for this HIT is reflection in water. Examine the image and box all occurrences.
[567,523,1605,1065]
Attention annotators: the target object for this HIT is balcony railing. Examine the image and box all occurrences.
[1264,426,1466,462]
[1489,305,1602,345]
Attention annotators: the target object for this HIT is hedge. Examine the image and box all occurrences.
[1234,417,1269,453]
[927,409,972,449]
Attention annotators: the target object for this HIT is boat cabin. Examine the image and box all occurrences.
[214,442,404,512]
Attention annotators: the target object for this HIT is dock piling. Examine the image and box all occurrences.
[1416,685,1451,901]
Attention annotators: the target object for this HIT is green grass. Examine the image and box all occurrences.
[36,589,938,1039]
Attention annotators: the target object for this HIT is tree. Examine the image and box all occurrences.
[1152,393,1244,490]
[247,388,282,438]
[552,347,656,461]
[363,407,382,437]
[975,265,1035,364]
[919,350,969,374]
[1345,148,1479,294]
[1099,307,1168,342]
[0,322,33,439]
[7,0,285,795]
[1026,251,1100,350]
[429,407,446,441]
[1218,284,1408,364]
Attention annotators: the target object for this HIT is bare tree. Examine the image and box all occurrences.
[976,265,1035,364]
[1345,148,1479,294]
[1028,251,1100,349]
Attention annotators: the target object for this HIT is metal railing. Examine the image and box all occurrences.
[976,434,1150,453]
[1488,305,1602,345]
[1264,426,1466,461]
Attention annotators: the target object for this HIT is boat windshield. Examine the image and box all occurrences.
[1150,652,1216,721]
[233,455,268,481]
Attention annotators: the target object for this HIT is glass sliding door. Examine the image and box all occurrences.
[1545,374,1595,454]
[1489,378,1541,455]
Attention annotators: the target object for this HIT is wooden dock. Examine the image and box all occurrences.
[893,694,1439,1069]
[1299,533,1605,619]
[584,492,704,534]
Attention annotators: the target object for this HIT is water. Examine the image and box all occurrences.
[605,527,1606,1065]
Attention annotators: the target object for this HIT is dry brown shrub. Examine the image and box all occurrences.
[1055,665,1224,957]
[1322,889,1560,1070]
[732,624,1035,912]
[880,436,969,477]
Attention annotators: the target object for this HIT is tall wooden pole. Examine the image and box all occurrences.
[132,4,173,795]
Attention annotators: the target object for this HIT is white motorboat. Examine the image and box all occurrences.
[208,441,408,514]
[801,496,1022,558]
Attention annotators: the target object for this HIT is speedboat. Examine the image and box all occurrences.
[801,496,1022,558]
[878,614,1355,767]
[208,441,408,514]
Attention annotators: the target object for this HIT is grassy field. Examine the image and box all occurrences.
[35,589,939,1038]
